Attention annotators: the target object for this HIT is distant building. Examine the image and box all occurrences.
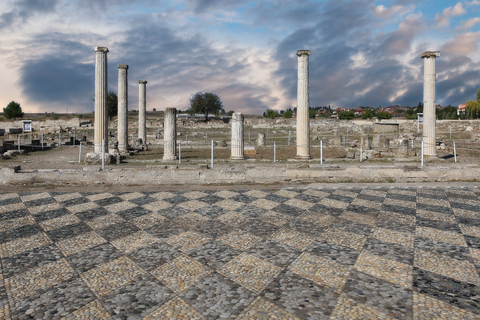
[458,103,466,115]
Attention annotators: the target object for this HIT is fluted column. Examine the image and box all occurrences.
[230,113,245,160]
[94,47,109,154]
[422,51,440,157]
[163,107,177,160]
[118,65,128,152]
[296,50,311,159]
[138,80,147,147]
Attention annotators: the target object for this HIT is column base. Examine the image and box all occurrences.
[295,155,312,160]
[163,156,178,161]
[230,156,245,160]
[85,152,116,165]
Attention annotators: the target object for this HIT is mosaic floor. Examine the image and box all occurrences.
[1,186,480,319]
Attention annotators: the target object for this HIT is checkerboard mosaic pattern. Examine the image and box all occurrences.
[1,187,480,319]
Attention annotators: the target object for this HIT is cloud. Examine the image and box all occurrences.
[441,31,480,55]
[0,0,59,29]
[372,4,413,19]
[459,17,480,30]
[435,2,466,27]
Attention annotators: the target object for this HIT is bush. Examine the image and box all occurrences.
[3,101,24,119]
[376,111,393,120]
[338,110,355,120]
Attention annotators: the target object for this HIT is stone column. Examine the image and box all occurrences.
[117,64,128,152]
[163,107,177,160]
[296,50,312,159]
[257,133,266,146]
[230,113,245,160]
[138,80,147,147]
[422,51,440,157]
[94,47,109,154]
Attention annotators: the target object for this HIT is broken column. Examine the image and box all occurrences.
[118,64,128,153]
[163,107,177,160]
[257,133,266,146]
[138,80,147,147]
[296,50,311,159]
[230,113,245,160]
[422,51,440,157]
[93,47,109,154]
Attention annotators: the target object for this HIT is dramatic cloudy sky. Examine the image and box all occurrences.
[1,0,480,114]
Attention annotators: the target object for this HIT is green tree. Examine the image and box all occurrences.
[338,110,355,120]
[405,109,417,120]
[309,109,317,119]
[107,91,118,120]
[283,109,293,118]
[226,110,235,116]
[415,102,423,114]
[376,111,393,120]
[3,101,24,119]
[264,109,279,119]
[188,92,223,121]
[361,109,373,119]
[466,100,480,119]
[436,105,458,120]
[477,88,480,103]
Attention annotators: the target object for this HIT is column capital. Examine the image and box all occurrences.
[118,64,129,69]
[138,80,147,84]
[95,47,109,53]
[297,50,311,56]
[421,51,440,59]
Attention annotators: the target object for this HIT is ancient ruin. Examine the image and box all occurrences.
[296,50,311,159]
[422,51,440,157]
[230,112,245,160]
[138,80,148,148]
[163,107,177,160]
[117,64,129,153]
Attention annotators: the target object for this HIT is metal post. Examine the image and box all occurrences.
[411,139,414,148]
[179,142,181,164]
[102,139,105,170]
[18,135,20,151]
[249,131,250,143]
[59,131,61,147]
[288,131,291,146]
[41,133,44,151]
[186,135,188,145]
[74,131,76,146]
[79,142,82,163]
[274,141,276,163]
[454,141,457,163]
[320,140,323,165]
[211,140,214,168]
[450,127,452,139]
[267,128,269,136]
[360,144,363,162]
[131,133,134,147]
[421,140,424,167]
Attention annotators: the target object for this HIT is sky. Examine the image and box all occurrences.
[0,0,480,114]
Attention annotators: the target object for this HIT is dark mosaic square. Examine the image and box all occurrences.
[0,208,30,221]
[179,272,256,319]
[343,270,413,319]
[0,224,43,244]
[46,221,92,242]
[197,194,224,205]
[416,217,461,233]
[163,195,190,205]
[386,192,416,203]
[417,191,448,200]
[415,236,471,261]
[271,203,305,217]
[450,201,480,213]
[239,219,281,238]
[194,219,232,238]
[327,193,355,203]
[346,204,380,215]
[331,218,373,236]
[2,243,63,278]
[115,206,152,220]
[357,193,385,203]
[22,197,56,207]
[100,273,173,319]
[308,203,344,216]
[264,270,338,319]
[364,238,414,265]
[128,195,158,206]
[381,204,416,216]
[10,276,96,320]
[237,205,267,218]
[92,195,124,207]
[230,194,258,204]
[159,206,190,219]
[58,196,90,207]
[446,192,478,201]
[68,243,124,272]
[417,202,454,215]
[0,196,22,206]
[376,218,416,233]
[305,240,360,266]
[285,218,327,237]
[33,207,71,222]
[96,222,140,242]
[295,193,321,203]
[74,206,110,220]
[129,241,181,271]
[264,194,289,204]
[194,205,226,219]
[414,267,480,315]
[456,216,480,228]
[465,235,480,249]
[248,240,301,268]
[188,240,242,269]
[144,220,189,239]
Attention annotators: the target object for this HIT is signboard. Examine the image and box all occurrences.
[417,113,423,124]
[22,120,32,133]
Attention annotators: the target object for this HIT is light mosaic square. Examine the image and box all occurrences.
[319,228,368,251]
[414,249,480,285]
[220,253,282,293]
[144,297,207,320]
[182,191,208,200]
[0,232,52,258]
[333,189,358,198]
[416,226,467,247]
[119,192,145,201]
[81,256,145,296]
[340,211,377,226]
[470,248,480,265]
[213,190,239,198]
[351,198,382,210]
[152,255,212,292]
[85,213,125,230]
[164,231,211,252]
[0,215,35,232]
[361,189,387,197]
[237,296,300,320]
[0,193,19,201]
[142,200,173,212]
[378,211,416,225]
[66,201,99,214]
[0,202,26,214]
[417,197,451,208]
[417,210,457,224]
[243,190,269,198]
[299,212,336,227]
[289,252,350,292]
[319,198,349,209]
[460,224,480,238]
[354,251,413,289]
[388,189,416,196]
[371,227,414,248]
[452,208,480,219]
[5,258,75,300]
[27,202,63,215]
[104,200,137,213]
[56,231,107,256]
[38,214,81,232]
[330,292,390,320]
[148,192,176,200]
[177,200,209,211]
[70,299,112,319]
[177,212,209,224]
[303,189,330,198]
[86,193,114,201]
[413,291,480,320]
[218,231,262,251]
[274,189,299,198]
[213,199,245,210]
[284,198,315,210]
[216,211,247,225]
[20,192,51,202]
[111,231,160,254]
[383,197,416,209]
[250,198,280,210]
[131,212,167,229]
[53,192,83,202]
[259,211,293,227]
[271,229,315,251]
